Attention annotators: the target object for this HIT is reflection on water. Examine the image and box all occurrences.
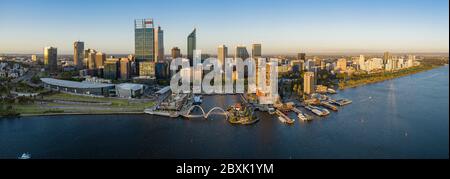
[0,66,448,159]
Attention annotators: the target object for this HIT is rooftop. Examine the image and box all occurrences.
[41,78,115,89]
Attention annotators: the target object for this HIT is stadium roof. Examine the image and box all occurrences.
[41,78,115,89]
[116,83,144,91]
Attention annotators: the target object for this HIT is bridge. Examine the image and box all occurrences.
[182,105,229,120]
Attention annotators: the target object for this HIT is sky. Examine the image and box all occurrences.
[0,0,448,55]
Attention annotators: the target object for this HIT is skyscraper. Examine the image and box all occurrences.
[44,47,57,72]
[383,51,390,64]
[95,52,106,68]
[187,28,196,65]
[135,19,155,62]
[235,46,249,60]
[86,49,97,70]
[154,26,164,63]
[358,55,365,71]
[218,45,228,67]
[252,44,262,58]
[336,58,347,73]
[103,58,119,80]
[303,72,315,95]
[120,58,131,80]
[171,47,181,59]
[73,41,84,69]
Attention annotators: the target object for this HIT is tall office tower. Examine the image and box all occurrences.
[359,55,365,71]
[139,61,155,78]
[171,47,181,59]
[73,41,84,69]
[336,58,347,72]
[120,58,131,80]
[95,52,106,68]
[103,58,120,80]
[154,26,164,63]
[252,44,262,58]
[44,47,57,72]
[298,53,306,61]
[303,72,315,95]
[235,46,249,60]
[187,28,196,65]
[218,45,228,67]
[87,50,97,70]
[383,51,390,64]
[31,55,37,62]
[135,19,155,62]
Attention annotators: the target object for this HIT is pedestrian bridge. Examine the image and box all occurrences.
[182,105,229,120]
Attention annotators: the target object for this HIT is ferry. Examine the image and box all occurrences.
[332,98,352,106]
[298,112,311,121]
[305,105,324,116]
[193,95,202,105]
[321,101,338,111]
[18,153,31,159]
[278,116,287,123]
[268,107,276,115]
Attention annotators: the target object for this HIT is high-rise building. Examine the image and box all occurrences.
[218,45,228,67]
[298,53,306,61]
[31,55,37,62]
[154,26,164,63]
[336,58,347,72]
[87,50,97,70]
[120,58,131,80]
[44,47,57,72]
[358,55,365,71]
[252,44,261,58]
[103,58,119,80]
[235,46,249,60]
[383,51,390,64]
[95,52,106,68]
[171,47,181,59]
[135,19,155,62]
[187,28,196,65]
[139,61,155,79]
[73,41,84,69]
[303,72,315,95]
[156,62,169,79]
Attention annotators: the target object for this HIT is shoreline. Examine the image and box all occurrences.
[1,112,146,118]
[339,65,446,90]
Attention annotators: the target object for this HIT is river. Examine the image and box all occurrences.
[0,66,448,159]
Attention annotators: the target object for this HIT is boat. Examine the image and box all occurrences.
[327,88,337,94]
[333,98,352,106]
[268,107,276,115]
[278,116,287,123]
[298,113,311,121]
[193,95,202,105]
[18,153,31,159]
[305,105,324,116]
[320,102,338,111]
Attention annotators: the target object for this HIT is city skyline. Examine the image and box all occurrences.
[0,0,449,55]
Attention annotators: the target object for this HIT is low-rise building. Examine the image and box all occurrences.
[116,83,145,98]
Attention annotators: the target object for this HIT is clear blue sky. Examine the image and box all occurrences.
[0,0,448,55]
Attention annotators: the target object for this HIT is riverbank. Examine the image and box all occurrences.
[339,64,446,89]
[1,92,155,118]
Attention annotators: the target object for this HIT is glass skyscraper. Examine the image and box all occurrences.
[73,41,84,69]
[135,19,155,62]
[187,28,196,65]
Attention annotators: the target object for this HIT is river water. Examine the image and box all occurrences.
[0,66,448,159]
